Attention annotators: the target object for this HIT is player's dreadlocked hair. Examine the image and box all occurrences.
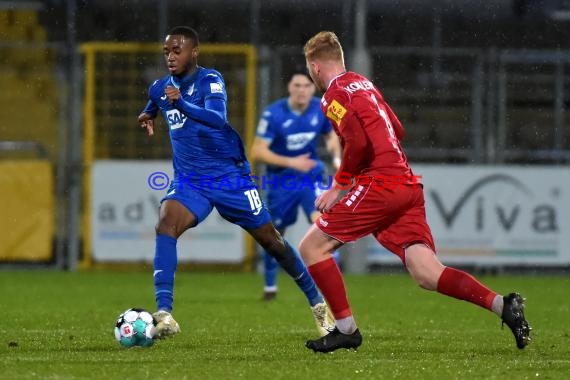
[303,31,344,63]
[167,26,199,45]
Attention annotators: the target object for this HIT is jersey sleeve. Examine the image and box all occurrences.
[199,72,227,101]
[325,90,370,178]
[141,81,159,117]
[141,99,158,118]
[174,96,226,129]
[256,109,275,142]
[384,102,405,141]
[173,72,227,128]
[324,89,353,131]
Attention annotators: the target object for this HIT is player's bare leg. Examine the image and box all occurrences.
[309,211,342,268]
[405,243,531,349]
[403,243,445,290]
[152,200,196,339]
[300,225,362,352]
[156,200,197,238]
[248,222,334,336]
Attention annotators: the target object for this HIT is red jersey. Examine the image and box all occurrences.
[321,71,415,184]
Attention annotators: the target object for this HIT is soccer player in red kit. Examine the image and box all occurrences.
[300,31,532,353]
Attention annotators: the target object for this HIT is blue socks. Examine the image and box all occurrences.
[153,234,178,312]
[264,248,342,290]
[155,233,325,310]
[272,241,324,306]
[263,251,279,290]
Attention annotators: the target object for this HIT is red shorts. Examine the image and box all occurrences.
[316,182,435,263]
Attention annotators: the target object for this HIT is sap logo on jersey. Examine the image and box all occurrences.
[166,109,186,130]
[286,132,317,150]
[344,80,374,93]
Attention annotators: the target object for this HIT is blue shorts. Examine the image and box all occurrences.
[161,174,271,230]
[266,180,325,230]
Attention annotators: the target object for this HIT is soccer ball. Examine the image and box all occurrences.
[114,308,156,347]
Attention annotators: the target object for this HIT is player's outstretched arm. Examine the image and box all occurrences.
[165,85,226,129]
[335,112,368,179]
[138,98,158,136]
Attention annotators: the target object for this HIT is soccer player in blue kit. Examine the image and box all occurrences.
[137,26,333,338]
[251,72,341,301]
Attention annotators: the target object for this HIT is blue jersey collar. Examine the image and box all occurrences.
[170,66,201,89]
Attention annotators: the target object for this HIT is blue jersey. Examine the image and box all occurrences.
[256,97,332,181]
[142,67,250,182]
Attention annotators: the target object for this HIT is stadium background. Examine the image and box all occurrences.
[1,0,569,273]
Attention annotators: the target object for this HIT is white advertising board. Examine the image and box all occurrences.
[91,160,244,263]
[368,165,570,266]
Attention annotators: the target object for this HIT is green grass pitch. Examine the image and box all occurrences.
[1,271,569,379]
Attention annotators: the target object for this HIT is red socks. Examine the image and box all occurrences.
[437,267,496,310]
[308,258,352,319]
[309,260,496,318]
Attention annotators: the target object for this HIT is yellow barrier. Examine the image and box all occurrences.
[0,160,54,261]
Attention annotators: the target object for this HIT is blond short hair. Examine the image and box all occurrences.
[303,31,344,63]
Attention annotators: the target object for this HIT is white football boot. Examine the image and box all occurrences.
[311,302,335,337]
[152,310,181,339]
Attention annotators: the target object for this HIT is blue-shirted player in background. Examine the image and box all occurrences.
[137,26,333,338]
[251,72,341,301]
